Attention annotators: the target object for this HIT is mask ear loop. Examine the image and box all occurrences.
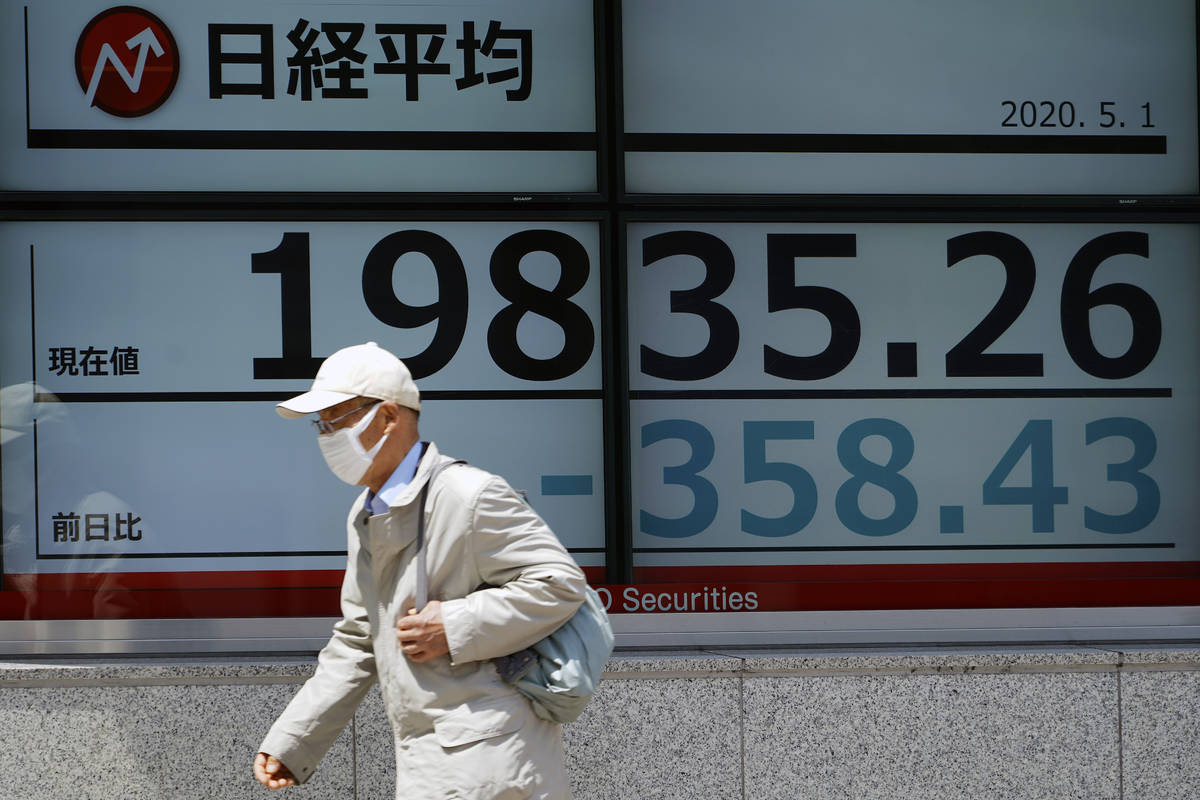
[349,404,386,461]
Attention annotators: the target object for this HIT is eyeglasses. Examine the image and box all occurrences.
[312,400,380,435]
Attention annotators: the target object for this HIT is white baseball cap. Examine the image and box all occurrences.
[276,342,420,418]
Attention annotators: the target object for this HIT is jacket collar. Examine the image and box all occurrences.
[350,440,442,536]
[383,440,443,508]
[369,440,426,513]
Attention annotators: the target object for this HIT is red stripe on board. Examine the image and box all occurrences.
[0,564,1192,619]
[0,587,340,620]
[5,570,346,592]
[621,562,1200,611]
[4,566,607,592]
[633,561,1200,583]
[598,577,1200,613]
[0,566,609,620]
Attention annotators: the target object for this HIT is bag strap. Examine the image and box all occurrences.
[414,458,466,609]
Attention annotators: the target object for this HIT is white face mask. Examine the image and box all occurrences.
[318,404,386,484]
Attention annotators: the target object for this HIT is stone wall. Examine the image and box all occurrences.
[0,645,1196,799]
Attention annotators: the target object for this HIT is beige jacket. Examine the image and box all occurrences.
[260,442,587,799]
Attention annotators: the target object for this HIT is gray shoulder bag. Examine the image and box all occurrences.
[415,460,613,724]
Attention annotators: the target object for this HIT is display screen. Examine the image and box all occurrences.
[3,0,1198,634]
[1,0,598,192]
[623,0,1199,195]
[0,220,606,618]
[625,220,1200,610]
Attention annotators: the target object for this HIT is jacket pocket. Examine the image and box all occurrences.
[433,693,527,748]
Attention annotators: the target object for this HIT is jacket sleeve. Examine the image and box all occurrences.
[258,518,378,785]
[441,476,588,665]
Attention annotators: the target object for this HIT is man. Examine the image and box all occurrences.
[253,341,587,798]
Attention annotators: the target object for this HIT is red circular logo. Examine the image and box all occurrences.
[75,6,179,117]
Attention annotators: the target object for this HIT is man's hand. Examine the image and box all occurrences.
[396,600,450,662]
[253,752,296,790]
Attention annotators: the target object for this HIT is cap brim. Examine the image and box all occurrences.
[276,389,358,419]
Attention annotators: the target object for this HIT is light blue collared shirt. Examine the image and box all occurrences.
[366,440,425,516]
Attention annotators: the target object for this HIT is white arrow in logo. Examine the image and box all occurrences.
[84,27,164,107]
